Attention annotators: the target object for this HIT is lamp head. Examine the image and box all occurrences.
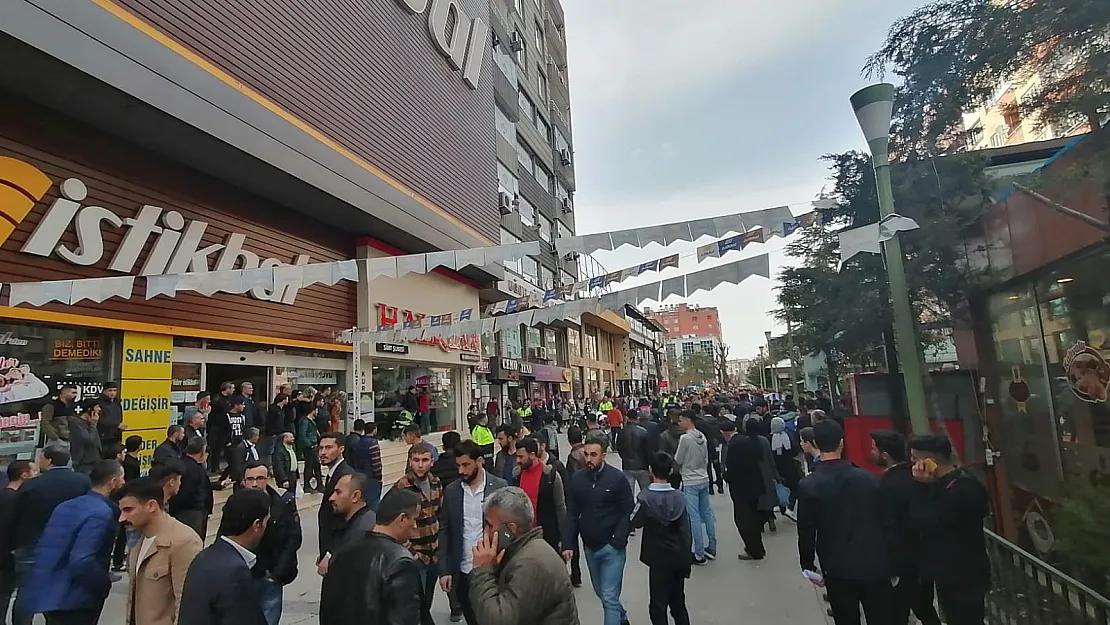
[850,83,895,157]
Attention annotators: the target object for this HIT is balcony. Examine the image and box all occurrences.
[517,165,556,213]
[548,61,571,112]
[546,0,565,29]
[549,98,572,138]
[494,69,520,122]
[546,19,567,68]
[555,150,575,190]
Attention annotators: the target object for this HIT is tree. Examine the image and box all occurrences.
[865,0,1109,174]
[714,343,731,386]
[671,351,716,388]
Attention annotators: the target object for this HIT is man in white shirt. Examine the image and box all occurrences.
[180,489,271,625]
[438,441,507,625]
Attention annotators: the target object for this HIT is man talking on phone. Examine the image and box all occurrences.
[908,434,990,625]
[468,487,579,625]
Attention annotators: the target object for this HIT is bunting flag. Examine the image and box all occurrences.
[837,214,921,269]
[336,253,772,344]
[555,201,826,254]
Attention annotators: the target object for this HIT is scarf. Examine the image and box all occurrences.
[770,416,792,453]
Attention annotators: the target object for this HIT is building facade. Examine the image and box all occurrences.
[563,311,629,400]
[962,74,1091,150]
[645,303,722,340]
[618,305,667,396]
[0,0,577,460]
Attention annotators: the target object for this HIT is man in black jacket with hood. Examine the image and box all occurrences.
[798,420,893,625]
[241,461,301,625]
[632,452,692,625]
[96,382,125,454]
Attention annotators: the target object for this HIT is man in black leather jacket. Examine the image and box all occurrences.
[241,462,301,625]
[320,487,424,625]
[617,411,651,497]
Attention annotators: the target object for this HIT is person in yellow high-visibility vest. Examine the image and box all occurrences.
[470,413,496,459]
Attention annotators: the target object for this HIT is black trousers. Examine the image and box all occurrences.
[206,435,226,473]
[174,509,208,540]
[111,523,127,568]
[44,605,103,625]
[892,571,941,625]
[647,566,690,625]
[729,492,765,558]
[455,572,477,625]
[416,562,437,625]
[570,547,582,584]
[303,453,323,493]
[824,577,892,625]
[935,580,986,625]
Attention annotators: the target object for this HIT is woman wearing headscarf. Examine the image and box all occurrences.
[769,416,801,518]
[746,416,781,532]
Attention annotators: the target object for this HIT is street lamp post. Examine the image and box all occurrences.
[850,83,931,434]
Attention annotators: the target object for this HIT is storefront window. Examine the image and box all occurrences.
[481,332,497,358]
[525,327,542,351]
[371,364,459,435]
[584,328,598,360]
[1,323,117,460]
[499,327,523,359]
[171,363,202,425]
[567,328,581,358]
[572,366,583,398]
[987,287,1063,498]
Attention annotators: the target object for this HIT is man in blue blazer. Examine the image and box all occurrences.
[21,459,124,625]
[436,440,507,625]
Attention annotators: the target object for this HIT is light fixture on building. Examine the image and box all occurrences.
[1056,277,1074,283]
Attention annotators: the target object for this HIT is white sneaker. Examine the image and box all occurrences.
[784,508,797,522]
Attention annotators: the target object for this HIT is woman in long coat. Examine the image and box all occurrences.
[744,416,781,531]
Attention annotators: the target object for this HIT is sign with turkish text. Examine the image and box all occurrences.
[376,343,410,355]
[122,332,173,380]
[51,337,102,360]
[121,378,173,430]
[128,427,165,476]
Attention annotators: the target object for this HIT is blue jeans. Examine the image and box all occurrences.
[260,436,277,464]
[364,479,382,513]
[11,547,34,625]
[683,482,717,558]
[255,577,283,625]
[584,544,627,625]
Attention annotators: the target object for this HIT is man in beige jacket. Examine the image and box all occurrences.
[118,476,203,625]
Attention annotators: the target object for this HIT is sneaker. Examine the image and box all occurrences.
[769,519,778,533]
[704,549,716,561]
[693,556,708,565]
[783,508,798,522]
[109,572,123,583]
[111,563,126,573]
[737,553,765,561]
[450,614,462,623]
[571,579,582,588]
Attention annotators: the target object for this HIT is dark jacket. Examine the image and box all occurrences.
[658,424,683,459]
[345,434,383,481]
[910,468,990,586]
[468,527,580,625]
[431,451,459,488]
[331,505,378,556]
[151,439,183,469]
[272,442,298,488]
[318,460,356,558]
[564,463,634,552]
[797,459,891,581]
[96,395,124,445]
[565,444,586,476]
[235,394,262,430]
[492,449,517,484]
[22,491,118,613]
[631,484,692,573]
[639,419,661,457]
[170,456,215,516]
[512,462,566,551]
[877,463,919,575]
[179,537,267,625]
[694,416,722,462]
[264,403,286,436]
[8,467,90,551]
[320,531,422,625]
[724,434,766,501]
[67,416,102,472]
[122,455,141,482]
[438,471,508,577]
[252,487,302,585]
[0,487,19,576]
[228,440,262,482]
[616,422,650,471]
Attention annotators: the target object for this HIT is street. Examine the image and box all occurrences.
[99,449,827,625]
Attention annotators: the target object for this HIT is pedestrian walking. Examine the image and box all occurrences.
[320,488,424,625]
[616,410,651,499]
[674,410,717,563]
[271,432,300,495]
[798,421,893,625]
[511,436,566,552]
[119,477,203,625]
[297,405,322,493]
[8,446,90,625]
[723,419,767,560]
[563,426,586,588]
[151,426,185,469]
[438,440,507,625]
[320,472,377,574]
[239,462,302,625]
[769,416,801,517]
[392,442,444,625]
[468,487,580,625]
[21,460,124,625]
[492,425,519,484]
[631,452,692,625]
[0,461,37,623]
[563,433,633,625]
[317,433,354,562]
[909,433,991,625]
[170,437,232,539]
[179,488,270,625]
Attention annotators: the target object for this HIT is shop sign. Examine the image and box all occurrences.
[6,159,310,304]
[377,303,481,353]
[475,358,490,374]
[525,363,570,383]
[491,358,520,380]
[1063,340,1110,403]
[122,332,173,380]
[121,379,173,430]
[376,342,410,355]
[519,362,535,376]
[0,412,41,460]
[0,333,28,347]
[393,0,487,89]
[459,353,482,362]
[51,337,103,360]
[411,335,482,353]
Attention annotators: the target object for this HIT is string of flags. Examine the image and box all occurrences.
[836,214,921,269]
[555,201,830,256]
[337,253,772,344]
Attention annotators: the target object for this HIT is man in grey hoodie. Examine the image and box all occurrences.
[673,411,716,563]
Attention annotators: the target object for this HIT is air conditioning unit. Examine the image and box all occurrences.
[498,192,513,216]
[531,347,548,360]
[562,252,579,262]
[510,32,525,52]
[560,198,572,214]
[559,149,572,166]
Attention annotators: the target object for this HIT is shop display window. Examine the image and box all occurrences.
[372,364,460,435]
[1,323,117,460]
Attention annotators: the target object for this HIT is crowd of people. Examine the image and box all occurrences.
[0,384,993,625]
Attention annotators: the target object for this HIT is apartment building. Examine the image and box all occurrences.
[962,73,1090,150]
[645,303,723,340]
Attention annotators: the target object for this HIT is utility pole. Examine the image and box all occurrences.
[764,331,778,393]
[788,320,799,398]
[758,346,768,390]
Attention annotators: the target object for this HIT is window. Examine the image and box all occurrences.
[522,256,539,284]
[540,265,554,288]
[561,269,576,286]
[700,340,713,353]
[584,328,598,360]
[557,221,572,241]
[538,214,552,243]
[554,129,570,154]
[517,195,535,226]
[533,20,545,57]
[516,139,533,171]
[495,107,516,144]
[499,326,523,359]
[513,28,526,65]
[494,40,516,82]
[500,229,523,275]
[518,89,536,122]
[989,125,1008,148]
[535,114,551,146]
[536,67,547,101]
[497,162,518,198]
[533,162,551,192]
[682,342,696,356]
[567,329,581,357]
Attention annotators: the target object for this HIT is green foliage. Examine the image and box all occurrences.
[671,351,716,388]
[1054,484,1110,593]
[866,0,1110,161]
[775,150,993,368]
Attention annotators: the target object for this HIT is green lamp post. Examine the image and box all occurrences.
[850,83,931,434]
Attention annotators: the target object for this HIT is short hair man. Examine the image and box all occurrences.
[402,425,440,459]
[118,477,203,625]
[320,488,424,625]
[393,443,443,625]
[316,432,354,563]
[180,489,271,625]
[152,425,185,469]
[239,462,301,625]
[674,410,717,562]
[318,472,375,577]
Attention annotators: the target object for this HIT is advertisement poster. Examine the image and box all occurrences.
[0,356,49,460]
[1063,340,1110,403]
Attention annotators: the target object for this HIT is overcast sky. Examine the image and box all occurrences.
[562,0,925,360]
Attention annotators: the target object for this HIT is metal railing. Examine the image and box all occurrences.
[986,529,1110,625]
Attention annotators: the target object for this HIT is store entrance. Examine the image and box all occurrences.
[206,364,271,406]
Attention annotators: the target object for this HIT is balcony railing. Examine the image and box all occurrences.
[985,529,1110,625]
